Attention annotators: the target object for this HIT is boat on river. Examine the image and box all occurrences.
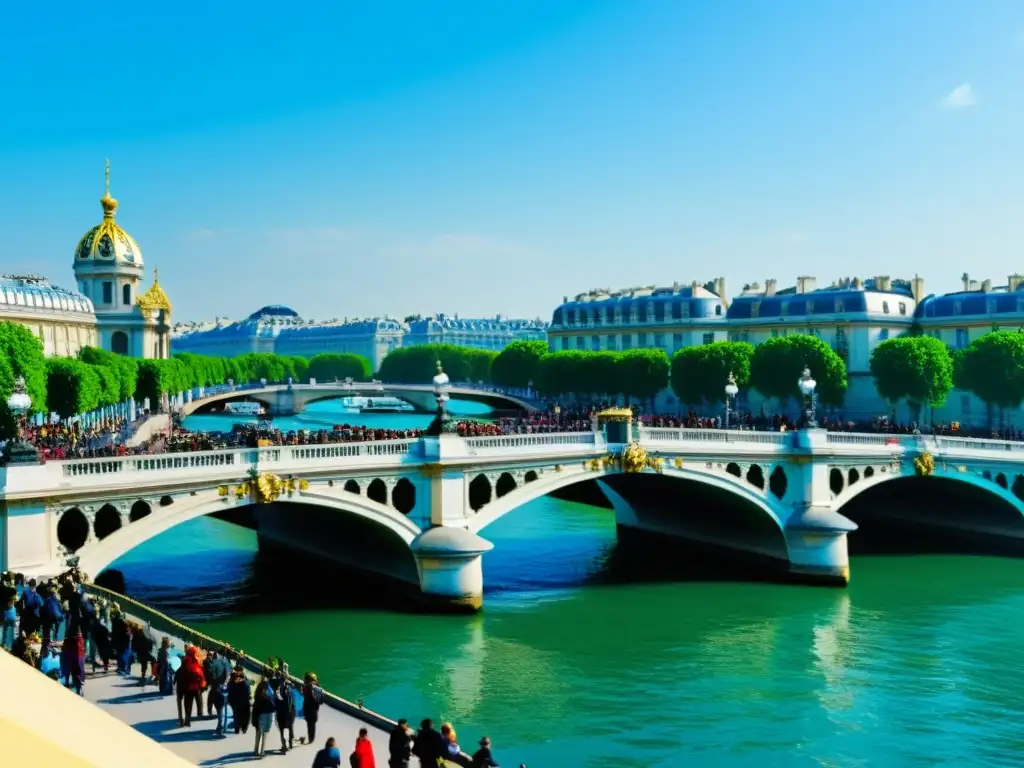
[223,401,265,416]
[339,396,414,414]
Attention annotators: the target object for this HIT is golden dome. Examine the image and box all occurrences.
[74,160,143,265]
[137,268,172,313]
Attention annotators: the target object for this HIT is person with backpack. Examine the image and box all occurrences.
[351,727,376,768]
[302,672,324,745]
[312,736,342,768]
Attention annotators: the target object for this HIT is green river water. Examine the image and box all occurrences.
[106,401,1024,767]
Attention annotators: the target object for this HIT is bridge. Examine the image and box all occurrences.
[4,415,1024,611]
[180,381,537,417]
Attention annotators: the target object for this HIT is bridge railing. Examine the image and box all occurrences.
[55,439,420,483]
[933,435,1024,454]
[639,427,792,447]
[464,431,604,455]
[825,432,913,447]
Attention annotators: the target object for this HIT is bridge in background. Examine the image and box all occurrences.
[180,381,537,417]
[5,419,1024,611]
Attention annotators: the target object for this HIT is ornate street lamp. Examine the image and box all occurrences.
[426,360,457,435]
[3,375,39,465]
[798,366,818,429]
[724,371,739,429]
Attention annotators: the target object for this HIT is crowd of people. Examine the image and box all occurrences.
[8,412,158,461]
[2,568,511,768]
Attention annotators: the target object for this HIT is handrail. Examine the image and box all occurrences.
[83,582,398,732]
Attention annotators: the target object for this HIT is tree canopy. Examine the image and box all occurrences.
[670,341,754,406]
[869,336,953,419]
[307,352,372,382]
[376,344,496,385]
[750,335,848,407]
[954,330,1024,412]
[45,357,101,420]
[490,340,549,389]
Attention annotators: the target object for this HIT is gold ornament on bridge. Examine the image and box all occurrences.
[584,458,604,472]
[255,473,285,503]
[673,457,684,469]
[601,454,617,469]
[217,486,229,497]
[621,442,649,473]
[285,478,310,494]
[913,452,935,477]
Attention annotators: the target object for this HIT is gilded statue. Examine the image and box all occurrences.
[913,452,935,477]
[621,442,649,473]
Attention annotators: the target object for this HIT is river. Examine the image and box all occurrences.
[106,400,1024,767]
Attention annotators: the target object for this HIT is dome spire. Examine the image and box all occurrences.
[100,158,118,218]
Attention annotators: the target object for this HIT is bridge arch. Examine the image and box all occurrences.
[465,465,791,562]
[834,467,1024,550]
[67,488,424,578]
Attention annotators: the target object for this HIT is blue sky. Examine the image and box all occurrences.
[2,1,1023,323]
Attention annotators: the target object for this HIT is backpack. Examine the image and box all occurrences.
[349,752,358,768]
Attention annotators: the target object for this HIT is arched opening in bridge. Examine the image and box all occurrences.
[829,468,844,496]
[495,472,517,498]
[367,479,387,505]
[864,467,875,479]
[111,331,128,356]
[848,468,860,486]
[392,478,416,515]
[468,474,492,512]
[57,508,89,552]
[996,473,1008,489]
[725,462,741,479]
[746,465,765,490]
[768,466,788,500]
[344,480,360,495]
[160,495,174,507]
[524,470,538,483]
[94,504,122,540]
[839,475,1024,556]
[129,500,151,522]
[1012,475,1024,502]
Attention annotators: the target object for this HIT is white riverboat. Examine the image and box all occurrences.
[223,401,265,416]
[339,396,414,413]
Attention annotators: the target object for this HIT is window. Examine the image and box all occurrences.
[122,284,131,305]
[780,301,789,316]
[560,337,569,350]
[806,300,815,314]
[575,336,585,349]
[102,282,113,304]
[672,333,683,349]
[751,301,761,318]
[654,333,664,348]
[654,302,665,322]
[879,329,890,341]
[953,300,962,316]
[771,328,779,338]
[899,302,907,316]
[591,335,600,351]
[605,306,615,324]
[882,301,890,314]
[835,300,845,313]
[955,328,969,349]
[714,305,722,316]
[568,309,577,327]
[637,332,647,346]
[622,335,632,350]
[607,334,617,350]
[702,333,714,345]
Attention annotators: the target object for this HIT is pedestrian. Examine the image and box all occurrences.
[252,676,275,758]
[352,727,376,768]
[227,664,252,735]
[412,718,444,768]
[303,672,324,745]
[176,646,206,727]
[312,736,342,767]
[388,718,414,768]
[274,670,296,753]
[471,736,500,767]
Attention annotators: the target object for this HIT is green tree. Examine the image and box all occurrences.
[45,357,101,420]
[750,335,848,407]
[79,346,138,401]
[136,359,170,408]
[287,356,310,383]
[377,345,479,384]
[954,330,1024,424]
[490,340,549,389]
[615,348,670,405]
[0,321,47,411]
[869,336,953,422]
[89,364,120,408]
[670,341,754,406]
[307,353,372,382]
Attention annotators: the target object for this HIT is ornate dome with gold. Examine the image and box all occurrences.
[74,161,143,265]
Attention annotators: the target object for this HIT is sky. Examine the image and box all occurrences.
[2,1,1023,324]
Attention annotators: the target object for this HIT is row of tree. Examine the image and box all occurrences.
[484,331,1024,421]
[376,344,497,385]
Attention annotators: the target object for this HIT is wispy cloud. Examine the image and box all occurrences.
[941,83,978,109]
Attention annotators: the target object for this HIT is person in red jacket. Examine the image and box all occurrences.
[176,645,206,727]
[352,727,376,768]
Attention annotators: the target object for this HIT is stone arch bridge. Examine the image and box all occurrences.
[181,382,536,417]
[4,424,1024,611]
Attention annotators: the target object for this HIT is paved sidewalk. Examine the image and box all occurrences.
[83,668,393,767]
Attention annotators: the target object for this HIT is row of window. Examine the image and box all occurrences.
[79,280,133,307]
[556,302,722,327]
[0,287,91,313]
[744,298,908,318]
[557,332,719,352]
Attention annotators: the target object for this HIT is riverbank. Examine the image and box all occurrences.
[84,583,467,767]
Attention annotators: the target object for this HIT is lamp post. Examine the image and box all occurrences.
[798,366,818,429]
[724,371,739,429]
[3,375,39,464]
[426,360,456,436]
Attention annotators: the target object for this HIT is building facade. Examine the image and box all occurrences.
[172,310,549,371]
[0,163,170,360]
[546,275,941,421]
[404,314,548,352]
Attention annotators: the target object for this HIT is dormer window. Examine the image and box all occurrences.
[835,300,844,313]
[882,301,890,314]
[806,300,815,314]
[953,300,962,316]
[750,301,761,318]
[987,298,997,314]
[899,302,907,316]
[780,301,789,316]
[714,305,722,316]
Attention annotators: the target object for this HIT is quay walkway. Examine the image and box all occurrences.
[81,585,440,767]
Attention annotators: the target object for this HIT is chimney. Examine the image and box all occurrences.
[962,272,970,291]
[1009,274,1024,292]
[691,280,699,293]
[796,276,817,294]
[562,296,568,303]
[765,278,777,297]
[875,275,891,292]
[672,281,680,291]
[714,277,729,306]
[852,277,863,290]
[910,275,926,302]
[982,278,993,293]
